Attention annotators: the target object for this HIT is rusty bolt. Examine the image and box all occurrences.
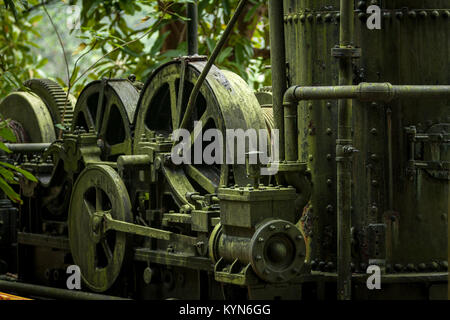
[430,262,439,271]
[418,263,426,271]
[318,261,326,271]
[326,128,333,135]
[326,262,335,271]
[326,205,333,213]
[408,11,417,19]
[370,128,378,135]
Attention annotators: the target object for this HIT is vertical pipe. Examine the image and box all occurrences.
[187,1,199,55]
[268,0,286,161]
[336,0,354,301]
[284,105,298,161]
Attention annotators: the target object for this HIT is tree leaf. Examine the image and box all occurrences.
[0,141,12,154]
[0,161,38,182]
[72,42,87,56]
[0,126,16,142]
[0,176,22,204]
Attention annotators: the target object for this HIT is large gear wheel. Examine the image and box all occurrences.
[23,78,76,128]
[68,165,133,292]
[0,78,75,142]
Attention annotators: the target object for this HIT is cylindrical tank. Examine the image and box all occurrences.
[282,0,449,272]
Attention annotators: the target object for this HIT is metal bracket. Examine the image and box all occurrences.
[405,125,450,180]
[331,46,362,59]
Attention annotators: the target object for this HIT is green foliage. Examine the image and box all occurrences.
[196,0,270,87]
[1,0,270,97]
[0,0,48,96]
[0,118,37,204]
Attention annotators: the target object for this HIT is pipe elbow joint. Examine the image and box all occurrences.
[283,86,301,105]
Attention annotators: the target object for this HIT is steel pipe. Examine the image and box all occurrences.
[336,0,354,301]
[268,0,287,161]
[187,0,198,55]
[284,83,450,103]
[0,280,130,300]
[4,143,51,153]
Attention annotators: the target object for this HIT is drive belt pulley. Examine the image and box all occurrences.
[133,60,266,207]
[68,165,133,292]
[71,79,140,159]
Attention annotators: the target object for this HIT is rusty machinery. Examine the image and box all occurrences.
[0,0,449,300]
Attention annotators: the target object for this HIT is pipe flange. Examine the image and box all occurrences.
[250,219,306,283]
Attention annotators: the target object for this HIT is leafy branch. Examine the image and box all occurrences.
[0,119,37,204]
[40,0,171,134]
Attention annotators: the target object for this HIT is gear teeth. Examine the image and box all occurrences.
[23,79,75,128]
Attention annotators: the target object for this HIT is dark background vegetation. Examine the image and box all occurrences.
[0,0,271,97]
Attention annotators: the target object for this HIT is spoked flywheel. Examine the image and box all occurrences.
[133,60,266,207]
[71,79,140,160]
[68,165,132,292]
